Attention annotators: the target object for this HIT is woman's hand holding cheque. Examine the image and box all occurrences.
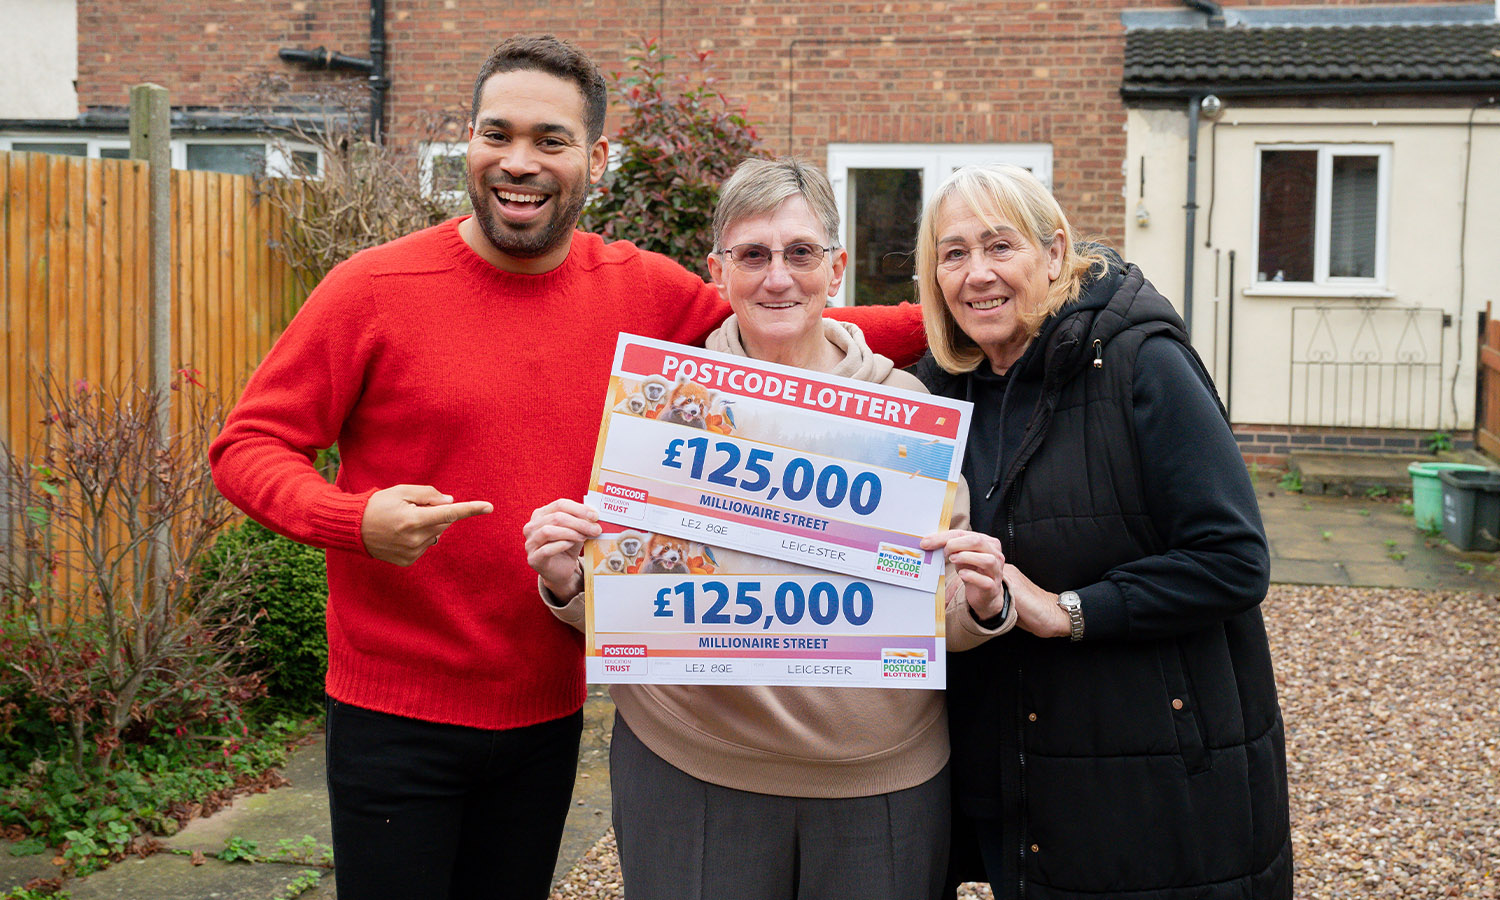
[921,529,1011,623]
[522,498,601,599]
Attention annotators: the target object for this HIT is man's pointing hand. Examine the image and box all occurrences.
[361,484,494,566]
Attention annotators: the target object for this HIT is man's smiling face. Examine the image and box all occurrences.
[463,68,608,273]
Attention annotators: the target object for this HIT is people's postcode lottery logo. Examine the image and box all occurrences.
[873,544,923,581]
[881,649,928,679]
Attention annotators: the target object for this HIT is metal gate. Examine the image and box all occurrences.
[1288,304,1447,430]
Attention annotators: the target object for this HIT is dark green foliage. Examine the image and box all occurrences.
[579,39,769,277]
[204,521,328,715]
[0,714,310,874]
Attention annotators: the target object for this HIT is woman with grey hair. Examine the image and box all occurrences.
[912,164,1291,899]
[524,157,1015,899]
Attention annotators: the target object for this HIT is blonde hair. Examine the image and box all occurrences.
[713,157,840,251]
[915,164,1106,374]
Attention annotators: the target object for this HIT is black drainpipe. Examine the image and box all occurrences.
[1177,0,1222,340]
[1183,93,1201,339]
[368,0,387,144]
[277,0,388,143]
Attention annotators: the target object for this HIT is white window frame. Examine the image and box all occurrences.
[0,132,321,177]
[0,134,129,158]
[825,143,1054,306]
[1250,143,1391,294]
[176,136,322,179]
[420,141,468,205]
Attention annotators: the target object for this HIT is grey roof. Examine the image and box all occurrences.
[1123,22,1500,94]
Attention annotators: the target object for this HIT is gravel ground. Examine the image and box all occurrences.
[549,586,1500,899]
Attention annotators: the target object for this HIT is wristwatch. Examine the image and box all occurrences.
[1057,591,1084,642]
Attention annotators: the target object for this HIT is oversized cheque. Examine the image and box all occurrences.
[582,334,973,689]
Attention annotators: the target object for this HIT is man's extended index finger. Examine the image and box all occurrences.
[430,500,494,525]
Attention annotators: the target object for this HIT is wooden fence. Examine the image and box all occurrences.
[2,149,307,454]
[1480,302,1500,459]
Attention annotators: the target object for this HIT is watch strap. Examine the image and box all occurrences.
[1058,590,1084,641]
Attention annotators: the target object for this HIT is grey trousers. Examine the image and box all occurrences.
[610,712,950,900]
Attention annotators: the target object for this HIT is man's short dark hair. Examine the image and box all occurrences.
[471,34,608,143]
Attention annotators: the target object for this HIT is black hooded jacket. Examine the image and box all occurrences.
[913,254,1292,899]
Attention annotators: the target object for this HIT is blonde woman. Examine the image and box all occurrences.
[913,165,1291,900]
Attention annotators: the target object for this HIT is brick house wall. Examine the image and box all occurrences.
[1235,425,1477,468]
[75,0,1466,247]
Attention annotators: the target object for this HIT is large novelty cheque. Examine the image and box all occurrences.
[582,334,973,689]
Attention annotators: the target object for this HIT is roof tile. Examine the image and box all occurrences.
[1123,22,1500,87]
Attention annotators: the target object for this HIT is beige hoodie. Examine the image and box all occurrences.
[545,317,1012,797]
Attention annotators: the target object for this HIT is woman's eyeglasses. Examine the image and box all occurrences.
[716,242,834,272]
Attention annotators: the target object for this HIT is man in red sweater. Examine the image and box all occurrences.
[211,34,923,900]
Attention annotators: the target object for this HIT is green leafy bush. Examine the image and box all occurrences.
[579,39,769,277]
[203,521,328,715]
[0,715,309,875]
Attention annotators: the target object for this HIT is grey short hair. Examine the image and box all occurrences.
[712,158,841,250]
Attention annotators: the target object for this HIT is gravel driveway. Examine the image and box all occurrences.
[549,585,1500,899]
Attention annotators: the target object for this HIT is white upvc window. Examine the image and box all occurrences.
[825,143,1053,307]
[420,141,467,205]
[0,133,321,177]
[0,134,130,158]
[176,137,321,178]
[1253,143,1390,290]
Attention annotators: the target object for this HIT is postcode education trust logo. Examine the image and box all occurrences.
[601,644,648,658]
[873,543,924,582]
[881,648,928,679]
[598,483,648,521]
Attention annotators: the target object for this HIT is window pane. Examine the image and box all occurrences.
[1257,150,1316,283]
[186,143,265,175]
[432,154,466,194]
[99,147,130,159]
[1329,155,1378,279]
[11,142,87,157]
[850,168,921,306]
[292,149,319,176]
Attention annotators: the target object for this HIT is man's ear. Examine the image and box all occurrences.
[589,137,609,183]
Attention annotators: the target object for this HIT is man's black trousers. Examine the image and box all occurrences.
[325,696,584,900]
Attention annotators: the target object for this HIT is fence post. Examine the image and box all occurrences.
[129,83,172,622]
[128,83,171,417]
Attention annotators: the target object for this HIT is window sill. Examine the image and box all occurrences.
[1242,285,1395,300]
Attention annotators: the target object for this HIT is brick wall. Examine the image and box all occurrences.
[76,0,1468,246]
[1235,424,1476,467]
[77,1,369,110]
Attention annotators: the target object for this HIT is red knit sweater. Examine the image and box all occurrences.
[210,217,925,730]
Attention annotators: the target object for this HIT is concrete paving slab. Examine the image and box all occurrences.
[65,852,329,900]
[1256,471,1500,591]
[160,738,331,857]
[0,838,64,892]
[1289,451,1425,495]
[1269,558,1352,586]
[1336,561,1486,590]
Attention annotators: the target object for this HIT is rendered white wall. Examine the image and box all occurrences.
[1124,105,1500,431]
[0,0,78,120]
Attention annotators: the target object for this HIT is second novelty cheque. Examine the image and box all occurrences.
[582,334,974,689]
